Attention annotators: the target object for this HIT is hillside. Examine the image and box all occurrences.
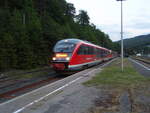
[123,34,150,48]
[117,34,150,55]
[0,0,115,71]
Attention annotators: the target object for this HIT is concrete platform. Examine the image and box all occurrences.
[0,59,116,113]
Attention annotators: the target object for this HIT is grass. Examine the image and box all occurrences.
[85,58,150,113]
[1,66,52,79]
[17,71,50,79]
[85,58,150,88]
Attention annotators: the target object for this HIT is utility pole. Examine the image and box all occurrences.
[116,0,126,71]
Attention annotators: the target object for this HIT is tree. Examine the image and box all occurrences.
[0,0,116,71]
[9,9,34,69]
[0,33,17,70]
[76,10,90,26]
[65,3,76,21]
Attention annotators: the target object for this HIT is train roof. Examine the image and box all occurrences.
[56,38,82,44]
[58,38,111,52]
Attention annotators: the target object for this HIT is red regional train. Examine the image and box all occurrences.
[51,39,114,73]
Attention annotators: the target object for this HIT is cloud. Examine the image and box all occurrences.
[125,28,150,38]
[97,24,121,41]
[66,0,150,41]
[124,21,150,38]
[126,21,150,30]
[98,22,150,41]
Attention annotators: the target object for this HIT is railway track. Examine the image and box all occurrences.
[0,71,65,103]
[0,67,55,91]
[0,60,113,104]
[132,56,150,64]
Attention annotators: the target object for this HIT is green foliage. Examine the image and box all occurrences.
[123,34,150,48]
[85,59,150,88]
[41,14,64,46]
[9,9,34,69]
[117,34,150,55]
[76,10,90,26]
[65,3,76,20]
[0,33,17,70]
[0,0,116,71]
[0,9,10,34]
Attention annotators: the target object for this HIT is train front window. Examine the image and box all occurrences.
[54,42,76,53]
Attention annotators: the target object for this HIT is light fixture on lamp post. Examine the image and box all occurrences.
[116,0,126,71]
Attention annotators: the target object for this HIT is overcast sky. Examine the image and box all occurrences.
[66,0,150,41]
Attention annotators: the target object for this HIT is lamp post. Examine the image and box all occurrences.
[116,0,126,71]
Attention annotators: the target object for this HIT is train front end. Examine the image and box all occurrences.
[51,39,78,73]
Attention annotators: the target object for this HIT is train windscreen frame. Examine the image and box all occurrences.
[53,42,77,53]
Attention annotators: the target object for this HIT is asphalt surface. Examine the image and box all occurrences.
[0,59,117,113]
[0,58,149,113]
[0,71,58,104]
[129,58,150,77]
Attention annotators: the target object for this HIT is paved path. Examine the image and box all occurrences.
[129,58,150,77]
[0,59,116,113]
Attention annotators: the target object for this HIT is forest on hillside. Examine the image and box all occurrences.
[117,34,150,55]
[0,0,119,71]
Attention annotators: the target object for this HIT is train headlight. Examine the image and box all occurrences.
[52,57,56,60]
[56,53,68,57]
[66,57,70,61]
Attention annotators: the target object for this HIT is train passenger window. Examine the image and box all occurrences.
[91,47,94,54]
[98,49,101,58]
[99,49,101,57]
[100,49,103,57]
[93,48,97,55]
[104,51,108,56]
[77,45,83,54]
[87,46,91,55]
[88,46,94,55]
[101,50,105,57]
[77,45,89,55]
[95,48,100,58]
[103,51,106,57]
[84,45,89,55]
